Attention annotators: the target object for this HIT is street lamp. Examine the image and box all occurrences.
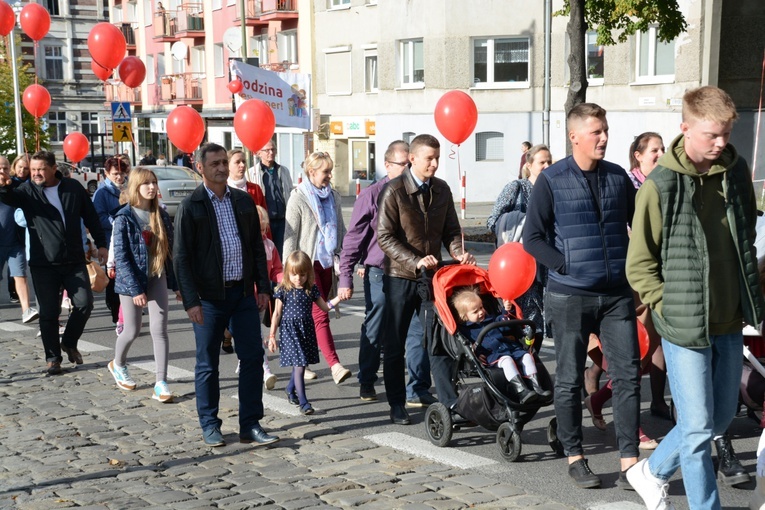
[9,1,24,156]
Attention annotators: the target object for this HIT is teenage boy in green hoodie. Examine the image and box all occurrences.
[626,86,765,510]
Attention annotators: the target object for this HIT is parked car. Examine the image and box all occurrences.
[57,162,103,195]
[139,165,202,218]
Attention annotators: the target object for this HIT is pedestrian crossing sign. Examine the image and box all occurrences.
[113,122,133,142]
[111,102,131,121]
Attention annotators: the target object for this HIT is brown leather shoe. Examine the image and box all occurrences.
[60,343,83,364]
[47,361,62,375]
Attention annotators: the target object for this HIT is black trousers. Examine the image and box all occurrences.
[381,274,457,407]
[104,277,120,323]
[30,263,93,363]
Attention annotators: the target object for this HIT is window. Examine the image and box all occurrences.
[212,0,221,10]
[191,45,205,73]
[44,46,63,80]
[324,48,351,95]
[476,132,504,161]
[402,131,415,145]
[364,51,377,93]
[157,52,166,78]
[473,37,528,86]
[330,0,350,7]
[143,0,152,25]
[352,140,369,180]
[277,132,304,180]
[214,44,224,77]
[399,39,424,87]
[48,112,67,142]
[81,112,101,138]
[254,33,269,64]
[636,26,675,81]
[586,31,604,82]
[146,54,155,84]
[44,0,60,16]
[277,30,297,64]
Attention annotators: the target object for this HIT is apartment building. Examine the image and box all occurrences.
[313,0,765,200]
[28,0,111,161]
[117,0,312,177]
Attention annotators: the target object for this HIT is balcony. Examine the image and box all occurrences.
[174,4,205,38]
[153,9,176,40]
[104,83,141,104]
[236,0,297,24]
[118,22,136,49]
[159,73,204,104]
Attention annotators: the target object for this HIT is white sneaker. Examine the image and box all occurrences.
[264,373,277,390]
[61,297,72,311]
[626,459,675,510]
[304,367,317,380]
[108,360,136,391]
[152,381,173,403]
[22,307,39,323]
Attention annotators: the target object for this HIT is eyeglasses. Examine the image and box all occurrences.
[386,161,409,167]
[260,148,276,153]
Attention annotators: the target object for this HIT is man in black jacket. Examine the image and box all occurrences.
[174,142,278,448]
[0,150,107,375]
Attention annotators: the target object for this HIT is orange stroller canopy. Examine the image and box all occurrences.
[433,265,498,336]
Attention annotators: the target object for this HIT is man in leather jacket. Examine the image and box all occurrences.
[377,134,475,425]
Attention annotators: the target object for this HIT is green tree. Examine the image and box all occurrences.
[0,34,50,162]
[557,0,687,150]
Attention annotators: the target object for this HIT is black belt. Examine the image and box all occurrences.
[224,280,243,288]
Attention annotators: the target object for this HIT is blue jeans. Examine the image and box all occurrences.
[545,289,641,458]
[357,266,385,386]
[647,333,743,510]
[193,286,265,433]
[405,310,432,399]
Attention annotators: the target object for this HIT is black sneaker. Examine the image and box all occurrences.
[568,459,601,488]
[617,469,634,490]
[360,385,377,401]
[406,394,438,407]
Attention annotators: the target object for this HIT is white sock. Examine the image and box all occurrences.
[521,353,537,376]
[498,356,520,380]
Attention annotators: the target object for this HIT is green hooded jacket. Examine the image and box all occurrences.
[626,134,764,348]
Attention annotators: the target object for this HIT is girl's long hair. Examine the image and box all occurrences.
[126,168,169,276]
[279,250,314,293]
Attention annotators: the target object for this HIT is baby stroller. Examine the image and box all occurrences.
[422,263,561,462]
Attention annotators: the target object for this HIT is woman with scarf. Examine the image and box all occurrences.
[283,151,351,384]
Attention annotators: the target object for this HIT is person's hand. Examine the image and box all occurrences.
[175,291,182,302]
[337,287,353,300]
[0,166,11,186]
[186,305,203,324]
[107,267,116,279]
[97,247,108,265]
[502,299,513,311]
[133,293,147,307]
[416,255,438,270]
[456,252,476,265]
[267,336,277,353]
[257,293,270,311]
[356,267,365,278]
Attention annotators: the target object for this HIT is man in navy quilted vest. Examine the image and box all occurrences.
[627,86,765,510]
[523,103,640,489]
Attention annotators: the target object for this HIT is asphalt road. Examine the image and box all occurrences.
[2,248,761,509]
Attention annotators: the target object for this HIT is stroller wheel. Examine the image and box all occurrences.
[547,417,565,457]
[496,422,522,462]
[425,403,453,447]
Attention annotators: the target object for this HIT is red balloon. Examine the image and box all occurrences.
[227,79,243,94]
[88,22,127,70]
[434,90,478,145]
[488,242,536,301]
[167,106,205,154]
[234,99,275,153]
[118,56,146,88]
[19,3,50,41]
[63,133,90,164]
[22,84,51,118]
[0,2,15,37]
[91,60,112,81]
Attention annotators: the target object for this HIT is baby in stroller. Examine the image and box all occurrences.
[451,286,552,405]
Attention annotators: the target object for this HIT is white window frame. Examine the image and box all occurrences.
[329,0,351,9]
[212,0,222,10]
[191,45,205,73]
[47,111,67,142]
[634,26,675,85]
[227,0,235,6]
[323,46,352,96]
[146,54,155,84]
[475,131,504,162]
[364,49,377,93]
[143,0,152,25]
[398,39,424,89]
[254,33,269,64]
[586,30,604,86]
[471,37,529,90]
[277,29,298,64]
[214,44,224,77]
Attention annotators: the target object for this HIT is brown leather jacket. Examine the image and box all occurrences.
[377,168,463,281]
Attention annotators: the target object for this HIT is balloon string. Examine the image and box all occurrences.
[453,143,465,255]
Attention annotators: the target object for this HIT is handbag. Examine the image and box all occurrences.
[493,182,528,247]
[87,261,109,292]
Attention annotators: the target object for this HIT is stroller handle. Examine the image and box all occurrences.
[474,319,537,349]
[417,259,461,278]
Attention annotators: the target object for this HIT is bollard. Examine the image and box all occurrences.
[355,178,361,199]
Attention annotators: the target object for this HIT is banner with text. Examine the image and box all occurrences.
[229,60,311,130]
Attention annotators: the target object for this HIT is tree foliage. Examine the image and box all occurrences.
[556,0,688,152]
[0,35,50,162]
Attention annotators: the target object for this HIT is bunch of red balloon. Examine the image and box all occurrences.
[87,22,146,89]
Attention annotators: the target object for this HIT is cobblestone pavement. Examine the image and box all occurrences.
[0,332,575,510]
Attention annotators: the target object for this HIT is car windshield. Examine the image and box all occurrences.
[152,167,198,181]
